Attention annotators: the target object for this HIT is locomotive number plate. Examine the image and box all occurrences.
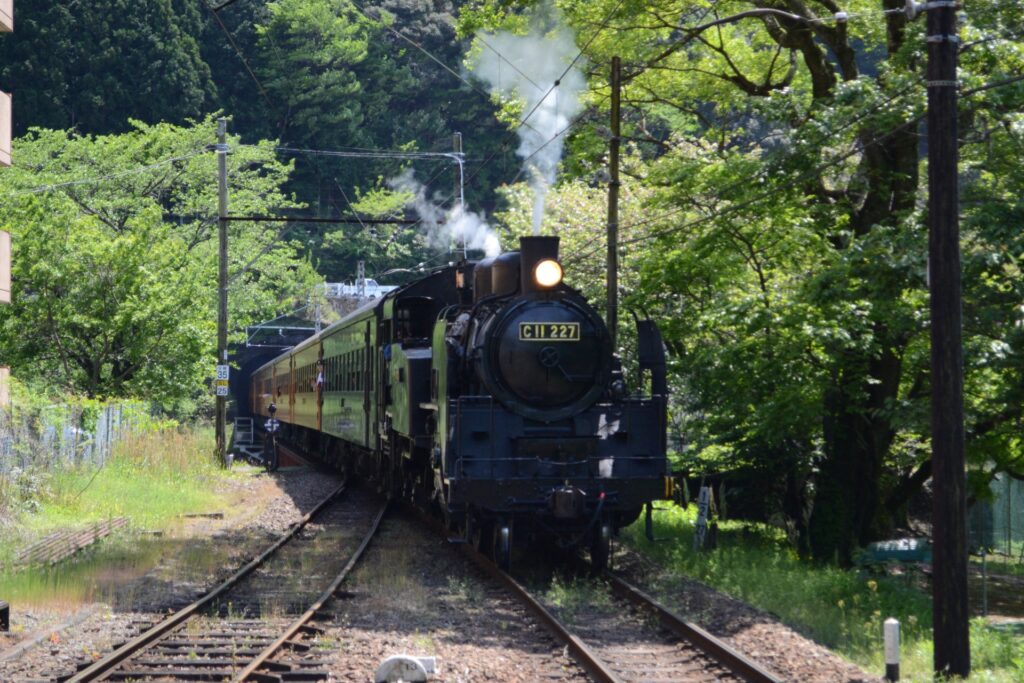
[519,322,580,341]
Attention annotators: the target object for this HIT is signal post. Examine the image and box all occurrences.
[215,118,230,465]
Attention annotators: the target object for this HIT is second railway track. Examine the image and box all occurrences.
[60,483,386,683]
[419,516,783,682]
[402,501,783,682]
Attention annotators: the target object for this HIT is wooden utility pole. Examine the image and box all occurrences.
[215,117,230,466]
[606,56,621,350]
[926,0,970,675]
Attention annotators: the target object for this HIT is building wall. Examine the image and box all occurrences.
[0,2,12,408]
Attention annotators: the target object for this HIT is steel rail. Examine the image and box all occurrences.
[65,481,348,683]
[409,498,780,683]
[401,503,623,683]
[463,548,625,683]
[232,500,388,682]
[604,571,784,683]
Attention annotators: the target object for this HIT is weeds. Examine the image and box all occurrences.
[411,631,436,652]
[446,575,484,604]
[623,504,1024,682]
[0,426,248,607]
[544,575,612,618]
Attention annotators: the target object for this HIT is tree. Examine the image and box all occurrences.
[0,1,216,135]
[0,118,319,412]
[464,0,1024,561]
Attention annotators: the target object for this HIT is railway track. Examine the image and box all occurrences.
[60,483,386,683]
[407,505,782,683]
[479,558,781,683]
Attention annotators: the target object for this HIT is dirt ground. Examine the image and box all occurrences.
[0,467,340,681]
[4,468,1016,682]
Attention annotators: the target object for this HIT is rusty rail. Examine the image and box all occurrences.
[604,571,783,683]
[64,482,348,683]
[402,503,623,683]
[232,500,387,682]
[463,544,625,683]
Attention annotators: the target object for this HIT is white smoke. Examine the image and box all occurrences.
[470,15,586,234]
[389,169,502,257]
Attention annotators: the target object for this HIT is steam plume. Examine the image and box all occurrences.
[471,15,586,234]
[389,169,501,257]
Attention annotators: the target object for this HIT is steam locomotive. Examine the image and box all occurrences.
[250,236,671,568]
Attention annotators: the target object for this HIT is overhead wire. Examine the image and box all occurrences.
[201,0,276,113]
[200,3,452,278]
[456,0,629,196]
[251,145,463,161]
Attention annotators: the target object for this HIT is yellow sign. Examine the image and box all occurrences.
[519,322,580,341]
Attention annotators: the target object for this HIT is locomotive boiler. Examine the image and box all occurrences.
[250,235,671,568]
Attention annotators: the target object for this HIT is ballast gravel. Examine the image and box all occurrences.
[0,467,341,682]
[2,467,881,682]
[614,549,881,683]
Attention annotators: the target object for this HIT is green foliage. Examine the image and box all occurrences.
[0,426,255,608]
[467,0,1024,562]
[624,507,1024,681]
[0,117,318,410]
[29,428,224,531]
[0,1,216,135]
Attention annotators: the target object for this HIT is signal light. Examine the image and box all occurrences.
[533,259,563,288]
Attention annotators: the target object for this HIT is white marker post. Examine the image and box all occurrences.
[884,618,900,681]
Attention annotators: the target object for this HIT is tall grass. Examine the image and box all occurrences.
[29,427,225,531]
[623,505,1024,682]
[0,426,234,553]
[0,426,248,608]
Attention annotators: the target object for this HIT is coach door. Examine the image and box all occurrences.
[364,321,372,448]
[316,346,324,433]
[288,356,296,424]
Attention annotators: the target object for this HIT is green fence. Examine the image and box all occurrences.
[969,472,1024,562]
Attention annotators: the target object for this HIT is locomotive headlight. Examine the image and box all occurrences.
[534,259,563,288]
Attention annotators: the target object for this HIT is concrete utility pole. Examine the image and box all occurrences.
[606,56,621,351]
[215,117,230,466]
[924,0,970,675]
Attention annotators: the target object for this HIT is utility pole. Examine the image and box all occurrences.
[215,118,230,467]
[452,132,465,260]
[606,56,621,350]
[923,0,969,675]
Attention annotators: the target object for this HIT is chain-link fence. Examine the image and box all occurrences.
[968,472,1024,562]
[0,402,138,475]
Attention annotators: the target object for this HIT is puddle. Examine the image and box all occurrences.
[0,531,249,612]
[0,498,366,619]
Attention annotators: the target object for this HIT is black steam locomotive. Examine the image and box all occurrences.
[250,236,671,568]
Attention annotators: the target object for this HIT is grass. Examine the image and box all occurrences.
[9,427,235,538]
[543,574,613,618]
[970,550,1024,579]
[0,426,250,607]
[622,504,1024,682]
